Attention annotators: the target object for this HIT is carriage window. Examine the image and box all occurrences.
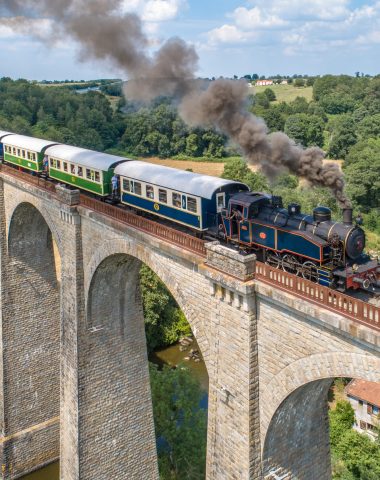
[146,185,154,199]
[56,160,61,170]
[187,196,197,213]
[95,171,100,182]
[77,166,83,177]
[13,147,16,155]
[63,162,68,172]
[70,164,76,174]
[31,153,36,161]
[17,149,20,157]
[123,179,131,191]
[27,151,31,159]
[172,192,181,208]
[50,158,54,167]
[22,150,25,158]
[159,189,167,203]
[86,169,91,179]
[134,182,142,195]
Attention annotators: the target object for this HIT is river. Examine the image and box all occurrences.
[22,339,208,479]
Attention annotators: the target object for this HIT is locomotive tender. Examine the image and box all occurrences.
[0,130,378,295]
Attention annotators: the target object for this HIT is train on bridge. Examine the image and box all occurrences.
[0,130,379,295]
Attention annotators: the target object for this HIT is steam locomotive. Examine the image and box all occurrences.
[220,192,379,294]
[0,130,379,294]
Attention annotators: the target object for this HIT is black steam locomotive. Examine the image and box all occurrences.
[220,192,380,294]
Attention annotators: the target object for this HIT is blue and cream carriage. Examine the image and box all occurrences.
[114,161,248,231]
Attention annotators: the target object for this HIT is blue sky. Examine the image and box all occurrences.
[0,0,378,80]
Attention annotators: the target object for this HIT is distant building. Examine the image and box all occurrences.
[281,80,288,85]
[255,80,273,86]
[346,379,380,439]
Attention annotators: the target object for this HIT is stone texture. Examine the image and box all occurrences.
[0,170,379,480]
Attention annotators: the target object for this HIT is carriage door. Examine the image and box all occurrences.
[216,192,225,212]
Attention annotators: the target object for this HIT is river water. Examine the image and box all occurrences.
[22,339,208,479]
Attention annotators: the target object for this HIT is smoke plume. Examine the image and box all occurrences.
[2,0,350,207]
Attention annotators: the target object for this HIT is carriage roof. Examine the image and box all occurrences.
[115,161,248,200]
[2,134,57,152]
[45,144,129,171]
[0,131,13,140]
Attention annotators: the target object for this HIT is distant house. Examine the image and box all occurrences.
[255,80,273,86]
[281,80,288,85]
[346,379,380,439]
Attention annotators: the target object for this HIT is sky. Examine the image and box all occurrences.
[0,0,378,80]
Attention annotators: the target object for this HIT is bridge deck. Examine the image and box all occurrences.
[1,162,379,331]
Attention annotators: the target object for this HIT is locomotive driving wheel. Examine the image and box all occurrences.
[282,254,301,274]
[302,261,319,282]
[265,252,281,269]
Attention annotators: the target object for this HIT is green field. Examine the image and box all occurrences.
[254,84,313,103]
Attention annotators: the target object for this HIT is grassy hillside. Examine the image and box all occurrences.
[254,84,313,103]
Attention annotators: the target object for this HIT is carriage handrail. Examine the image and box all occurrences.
[1,162,378,330]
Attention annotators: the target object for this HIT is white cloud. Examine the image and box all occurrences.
[121,0,187,22]
[206,0,380,56]
[231,6,287,30]
[208,25,254,46]
[142,0,186,22]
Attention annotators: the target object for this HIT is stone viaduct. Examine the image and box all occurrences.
[0,165,379,480]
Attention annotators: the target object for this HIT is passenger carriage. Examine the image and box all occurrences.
[2,134,57,173]
[114,161,248,231]
[44,145,128,196]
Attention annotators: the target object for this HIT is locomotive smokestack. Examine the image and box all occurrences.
[343,208,353,225]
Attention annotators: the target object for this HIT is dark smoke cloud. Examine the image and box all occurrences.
[2,0,350,207]
[180,80,350,207]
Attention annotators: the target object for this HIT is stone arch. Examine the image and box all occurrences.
[6,198,63,261]
[4,201,60,476]
[261,351,380,479]
[85,238,211,369]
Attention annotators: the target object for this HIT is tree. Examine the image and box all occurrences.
[140,265,192,352]
[284,114,324,147]
[261,108,285,132]
[344,138,380,211]
[319,92,356,114]
[264,88,276,101]
[222,158,269,192]
[150,363,207,479]
[294,78,305,87]
[327,115,357,160]
[357,114,380,141]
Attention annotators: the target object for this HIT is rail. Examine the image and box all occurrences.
[79,194,208,257]
[0,163,379,330]
[256,262,380,330]
[0,163,57,194]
